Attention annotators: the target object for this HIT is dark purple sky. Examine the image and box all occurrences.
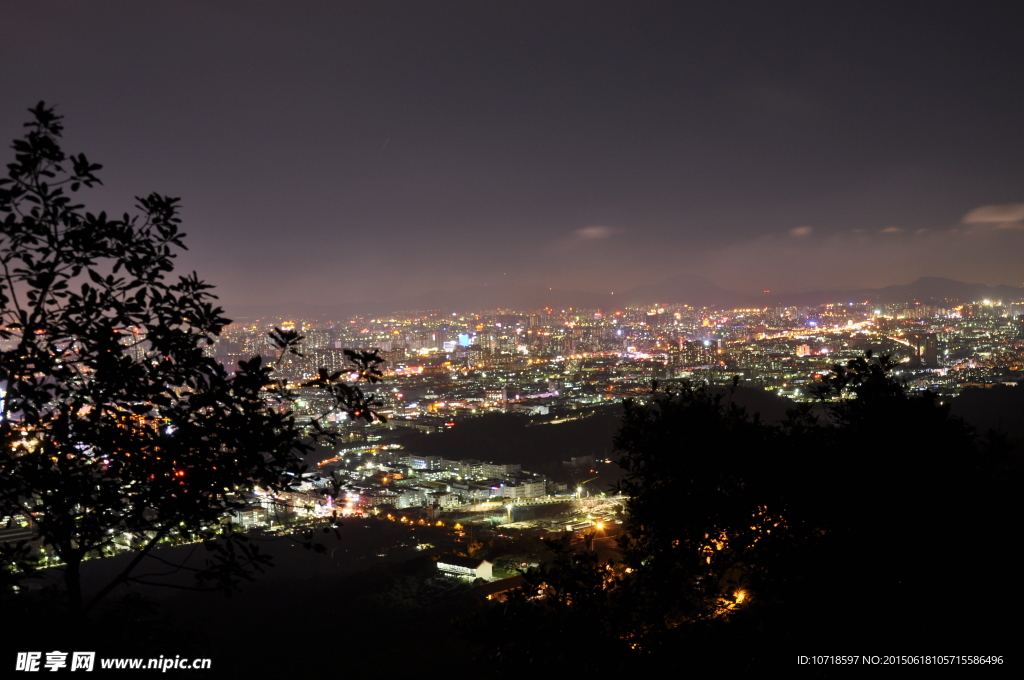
[3,1,1023,314]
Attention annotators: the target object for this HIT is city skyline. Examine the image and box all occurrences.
[2,2,1022,316]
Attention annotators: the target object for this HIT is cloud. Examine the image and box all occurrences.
[962,203,1024,225]
[880,227,903,234]
[686,222,1024,296]
[575,226,613,240]
[789,226,813,237]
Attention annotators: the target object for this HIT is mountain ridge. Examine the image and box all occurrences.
[226,276,1024,319]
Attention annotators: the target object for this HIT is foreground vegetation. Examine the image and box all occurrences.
[468,357,1021,671]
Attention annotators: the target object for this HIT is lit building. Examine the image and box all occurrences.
[910,333,939,366]
[437,555,493,581]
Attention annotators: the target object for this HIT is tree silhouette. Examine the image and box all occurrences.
[0,103,384,617]
[471,356,1020,668]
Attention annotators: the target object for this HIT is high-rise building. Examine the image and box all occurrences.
[910,333,939,366]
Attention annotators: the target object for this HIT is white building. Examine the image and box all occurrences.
[437,556,493,581]
[502,479,547,499]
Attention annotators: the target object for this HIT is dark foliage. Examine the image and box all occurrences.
[404,404,623,480]
[467,354,1021,671]
[0,103,385,616]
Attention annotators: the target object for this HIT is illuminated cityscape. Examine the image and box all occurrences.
[214,296,1024,427]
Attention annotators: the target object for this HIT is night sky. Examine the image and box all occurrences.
[2,1,1023,316]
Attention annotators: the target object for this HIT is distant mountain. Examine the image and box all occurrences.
[225,276,1024,319]
[373,274,754,314]
[770,277,1024,307]
[226,284,616,320]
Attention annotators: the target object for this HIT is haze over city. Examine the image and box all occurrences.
[2,1,1023,317]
